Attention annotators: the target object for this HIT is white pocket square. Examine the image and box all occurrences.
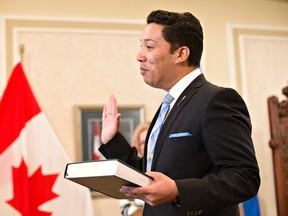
[169,132,193,138]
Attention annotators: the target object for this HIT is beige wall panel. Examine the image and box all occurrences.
[238,32,288,216]
[15,27,163,160]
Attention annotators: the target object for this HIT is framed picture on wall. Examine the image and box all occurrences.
[75,106,145,162]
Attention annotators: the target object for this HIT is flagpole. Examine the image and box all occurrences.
[19,44,25,63]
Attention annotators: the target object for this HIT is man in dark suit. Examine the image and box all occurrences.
[99,10,260,216]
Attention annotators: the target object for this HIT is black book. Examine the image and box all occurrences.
[64,159,153,199]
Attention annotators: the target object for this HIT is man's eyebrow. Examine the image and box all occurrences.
[140,38,155,43]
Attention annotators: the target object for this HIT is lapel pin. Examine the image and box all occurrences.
[177,95,186,106]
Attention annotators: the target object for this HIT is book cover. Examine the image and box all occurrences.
[64,159,153,199]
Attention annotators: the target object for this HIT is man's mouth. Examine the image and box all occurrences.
[140,67,148,75]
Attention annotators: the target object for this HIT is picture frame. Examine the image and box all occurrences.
[75,106,145,162]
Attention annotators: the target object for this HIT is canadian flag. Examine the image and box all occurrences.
[0,63,94,216]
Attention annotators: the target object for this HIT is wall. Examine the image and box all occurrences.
[0,0,288,215]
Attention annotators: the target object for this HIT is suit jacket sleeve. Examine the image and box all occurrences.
[99,133,143,171]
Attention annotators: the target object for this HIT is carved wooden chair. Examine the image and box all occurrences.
[268,85,288,216]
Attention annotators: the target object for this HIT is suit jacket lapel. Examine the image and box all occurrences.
[150,74,207,171]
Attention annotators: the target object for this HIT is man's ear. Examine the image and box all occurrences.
[175,46,190,64]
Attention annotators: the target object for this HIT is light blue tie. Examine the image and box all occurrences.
[147,93,174,171]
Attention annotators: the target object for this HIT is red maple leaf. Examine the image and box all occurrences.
[6,158,59,216]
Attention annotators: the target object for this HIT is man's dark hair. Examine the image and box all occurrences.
[147,10,203,67]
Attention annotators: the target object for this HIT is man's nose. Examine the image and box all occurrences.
[136,48,145,62]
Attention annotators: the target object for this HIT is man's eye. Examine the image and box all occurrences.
[146,46,153,49]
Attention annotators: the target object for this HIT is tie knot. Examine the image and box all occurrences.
[163,93,174,105]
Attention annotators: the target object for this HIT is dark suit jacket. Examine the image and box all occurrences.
[99,74,260,216]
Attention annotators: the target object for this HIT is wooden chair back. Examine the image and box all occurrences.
[268,85,288,216]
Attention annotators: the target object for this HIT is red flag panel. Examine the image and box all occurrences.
[0,63,41,155]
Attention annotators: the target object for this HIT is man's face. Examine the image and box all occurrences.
[137,23,177,91]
